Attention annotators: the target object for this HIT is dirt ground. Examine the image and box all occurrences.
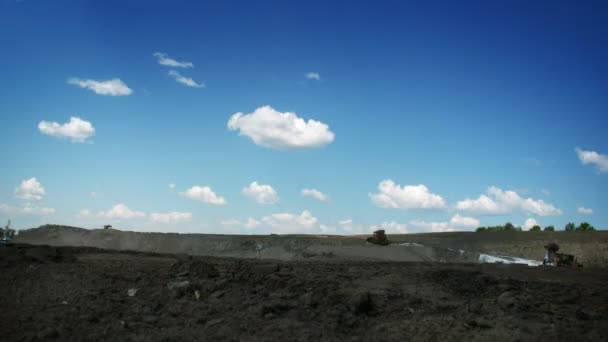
[1,243,607,341]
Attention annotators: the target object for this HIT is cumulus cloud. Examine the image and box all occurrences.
[38,116,95,143]
[320,224,337,234]
[180,186,226,205]
[153,52,193,68]
[168,70,204,88]
[450,214,480,228]
[67,78,132,96]
[0,203,55,216]
[242,182,278,204]
[150,211,192,223]
[244,217,261,229]
[305,72,321,80]
[409,219,455,233]
[524,218,539,231]
[369,221,409,234]
[576,148,608,173]
[577,207,593,215]
[301,188,328,202]
[456,186,561,216]
[14,177,45,201]
[99,204,145,219]
[262,210,318,234]
[369,180,446,210]
[227,106,335,150]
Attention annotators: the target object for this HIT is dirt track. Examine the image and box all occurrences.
[14,225,608,267]
[1,243,607,341]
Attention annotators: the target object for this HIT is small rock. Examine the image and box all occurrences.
[61,301,68,305]
[209,290,225,300]
[167,280,191,290]
[194,290,201,300]
[205,318,224,327]
[127,288,138,297]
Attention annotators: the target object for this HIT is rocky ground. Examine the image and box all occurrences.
[1,243,607,341]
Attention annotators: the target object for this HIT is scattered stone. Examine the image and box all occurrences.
[209,290,225,300]
[127,288,138,297]
[205,318,224,327]
[167,280,191,290]
[194,290,201,300]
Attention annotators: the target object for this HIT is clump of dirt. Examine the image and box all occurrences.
[1,243,607,341]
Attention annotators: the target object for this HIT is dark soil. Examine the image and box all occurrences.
[1,243,607,341]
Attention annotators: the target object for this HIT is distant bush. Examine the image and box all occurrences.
[576,222,596,231]
[476,222,522,232]
[477,222,596,232]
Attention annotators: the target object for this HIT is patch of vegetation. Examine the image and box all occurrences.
[476,221,597,232]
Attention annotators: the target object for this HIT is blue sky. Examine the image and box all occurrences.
[1,0,607,234]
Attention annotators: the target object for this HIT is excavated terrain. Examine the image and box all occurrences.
[1,243,607,341]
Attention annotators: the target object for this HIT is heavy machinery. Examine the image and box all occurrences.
[543,242,579,267]
[366,230,390,246]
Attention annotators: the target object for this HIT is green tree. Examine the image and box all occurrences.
[530,225,541,232]
[476,227,487,232]
[576,222,596,231]
[504,222,515,231]
[565,222,576,231]
[544,225,555,232]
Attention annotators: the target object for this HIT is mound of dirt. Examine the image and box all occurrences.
[1,243,607,341]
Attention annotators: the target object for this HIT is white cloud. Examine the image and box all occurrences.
[150,211,192,223]
[305,72,321,80]
[227,105,335,150]
[14,177,45,201]
[0,203,55,216]
[168,70,204,88]
[242,182,278,204]
[169,183,176,191]
[180,186,226,205]
[524,218,539,231]
[456,186,561,216]
[301,188,328,202]
[369,221,409,234]
[38,117,95,143]
[67,78,132,96]
[99,204,145,219]
[320,224,337,234]
[78,209,91,218]
[409,219,455,233]
[220,219,241,226]
[577,207,593,215]
[153,52,194,68]
[576,148,608,173]
[339,218,353,225]
[262,210,318,234]
[244,217,261,229]
[369,180,446,210]
[450,214,480,228]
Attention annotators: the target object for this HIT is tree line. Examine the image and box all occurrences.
[476,222,596,232]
